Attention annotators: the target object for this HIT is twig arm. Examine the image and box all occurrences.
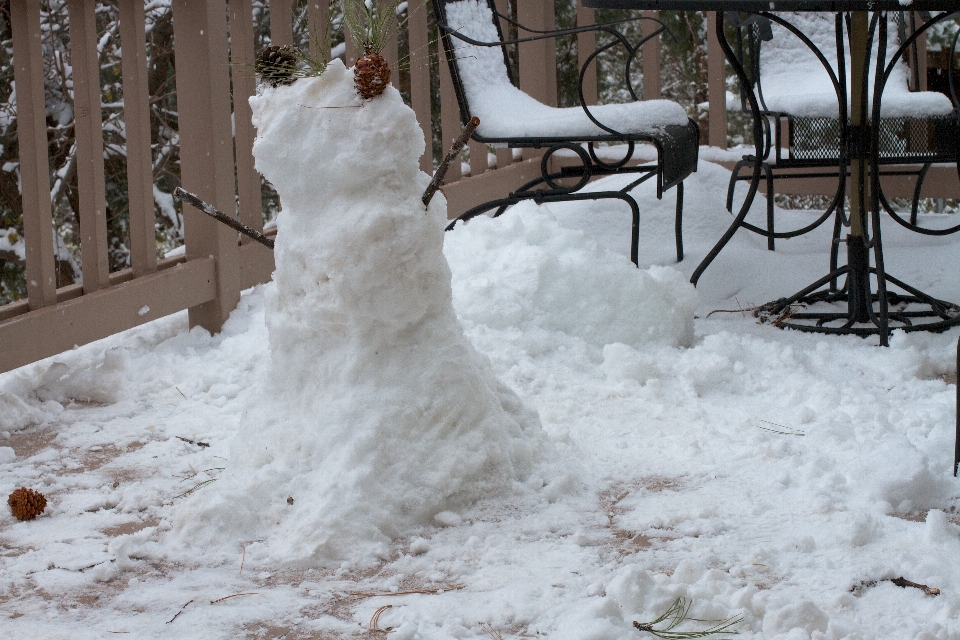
[422,116,480,207]
[173,187,275,250]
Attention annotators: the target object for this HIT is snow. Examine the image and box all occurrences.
[443,0,689,139]
[173,60,559,565]
[758,12,954,118]
[3,61,960,640]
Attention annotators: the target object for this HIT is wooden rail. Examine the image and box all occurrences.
[0,1,956,374]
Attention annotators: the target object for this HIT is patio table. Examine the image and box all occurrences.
[584,0,960,345]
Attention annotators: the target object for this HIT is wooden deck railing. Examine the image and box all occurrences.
[0,1,956,374]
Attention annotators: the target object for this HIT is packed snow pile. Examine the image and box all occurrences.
[173,59,551,563]
[444,202,698,350]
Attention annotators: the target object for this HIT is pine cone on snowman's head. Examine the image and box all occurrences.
[354,47,391,100]
[256,45,300,87]
[8,487,47,521]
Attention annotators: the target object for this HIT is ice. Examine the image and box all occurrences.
[172,59,555,564]
[443,0,689,139]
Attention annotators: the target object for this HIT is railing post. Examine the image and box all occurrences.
[229,0,263,238]
[119,0,158,277]
[492,0,514,169]
[912,11,928,92]
[306,1,329,63]
[10,0,57,309]
[171,0,241,333]
[439,42,463,183]
[270,0,294,47]
[642,10,661,100]
[707,11,727,148]
[577,4,598,105]
[68,0,111,293]
[518,0,557,107]
[518,0,557,161]
[407,1,433,173]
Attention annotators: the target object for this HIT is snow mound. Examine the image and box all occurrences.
[444,202,698,350]
[173,60,551,564]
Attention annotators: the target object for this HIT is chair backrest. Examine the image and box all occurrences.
[432,0,515,131]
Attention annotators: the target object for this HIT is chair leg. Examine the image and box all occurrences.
[726,159,751,213]
[675,181,684,262]
[764,163,775,251]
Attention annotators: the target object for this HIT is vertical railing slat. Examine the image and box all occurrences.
[577,4,597,106]
[492,0,513,169]
[68,0,110,292]
[469,140,486,176]
[518,0,557,106]
[439,41,462,183]
[11,0,57,308]
[171,0,241,333]
[119,0,158,277]
[707,11,727,148]
[518,0,556,161]
[229,0,263,237]
[271,0,294,47]
[642,10,661,100]
[344,14,358,66]
[407,0,432,173]
[382,4,399,75]
[306,1,329,63]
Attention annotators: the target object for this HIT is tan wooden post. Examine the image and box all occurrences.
[913,12,928,91]
[11,0,57,309]
[518,0,557,106]
[171,0,241,333]
[642,10,661,100]
[118,0,158,277]
[407,0,433,173]
[492,0,513,169]
[229,0,264,238]
[518,0,557,161]
[306,1,329,62]
[68,0,110,294]
[271,0,294,47]
[577,4,598,106]
[439,43,463,183]
[707,11,727,149]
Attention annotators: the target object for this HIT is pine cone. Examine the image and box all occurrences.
[8,487,47,521]
[256,45,300,87]
[354,49,391,100]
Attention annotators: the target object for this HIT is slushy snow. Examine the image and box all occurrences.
[174,59,557,564]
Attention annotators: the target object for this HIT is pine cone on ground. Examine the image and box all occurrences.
[8,487,47,521]
[354,46,391,100]
[256,45,300,87]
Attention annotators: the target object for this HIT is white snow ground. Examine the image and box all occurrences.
[2,157,960,639]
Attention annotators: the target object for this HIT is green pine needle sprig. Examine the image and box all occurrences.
[633,597,743,639]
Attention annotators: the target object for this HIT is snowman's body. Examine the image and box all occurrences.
[174,60,548,564]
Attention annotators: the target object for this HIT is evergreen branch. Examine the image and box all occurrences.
[633,597,743,639]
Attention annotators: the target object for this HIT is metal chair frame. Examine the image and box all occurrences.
[433,0,699,265]
[725,11,960,258]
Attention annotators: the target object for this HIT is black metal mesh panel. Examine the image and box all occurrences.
[791,114,960,163]
[791,117,843,161]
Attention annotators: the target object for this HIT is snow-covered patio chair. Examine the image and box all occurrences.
[434,0,699,265]
[725,11,960,253]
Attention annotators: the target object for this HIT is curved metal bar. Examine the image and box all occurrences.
[589,141,635,170]
[541,144,593,192]
[879,188,960,235]
[691,9,765,286]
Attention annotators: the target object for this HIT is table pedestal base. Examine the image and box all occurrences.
[754,239,960,339]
